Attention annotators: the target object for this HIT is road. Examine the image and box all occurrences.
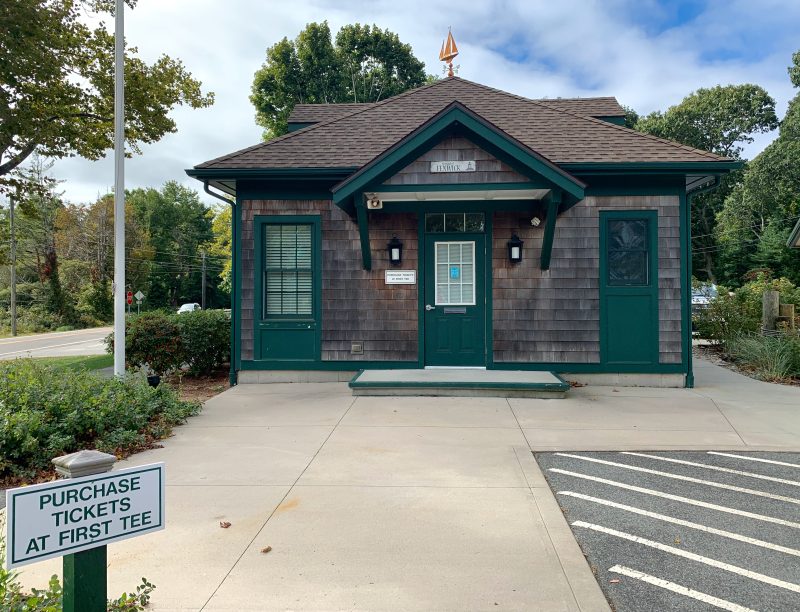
[538,451,800,612]
[0,327,111,360]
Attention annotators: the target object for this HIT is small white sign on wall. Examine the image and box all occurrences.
[430,160,476,173]
[385,270,416,284]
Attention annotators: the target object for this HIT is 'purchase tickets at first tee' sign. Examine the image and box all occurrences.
[5,463,164,569]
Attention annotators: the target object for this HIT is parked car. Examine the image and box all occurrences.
[691,283,718,315]
[177,303,201,314]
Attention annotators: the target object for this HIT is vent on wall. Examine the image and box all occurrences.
[351,342,364,355]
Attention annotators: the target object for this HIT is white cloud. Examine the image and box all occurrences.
[48,0,800,204]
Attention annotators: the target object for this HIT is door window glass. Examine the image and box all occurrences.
[264,224,313,317]
[435,241,475,305]
[607,219,649,286]
[425,213,485,233]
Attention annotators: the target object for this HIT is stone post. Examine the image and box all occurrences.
[52,450,116,612]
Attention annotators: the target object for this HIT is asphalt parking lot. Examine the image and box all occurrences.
[537,451,800,612]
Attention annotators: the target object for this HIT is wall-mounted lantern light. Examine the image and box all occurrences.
[507,234,523,264]
[388,235,403,265]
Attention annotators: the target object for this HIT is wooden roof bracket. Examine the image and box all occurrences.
[356,193,372,271]
[540,188,562,271]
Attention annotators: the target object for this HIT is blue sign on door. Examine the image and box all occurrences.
[450,266,460,279]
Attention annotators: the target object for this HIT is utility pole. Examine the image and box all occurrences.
[201,250,206,309]
[9,194,17,337]
[113,0,126,376]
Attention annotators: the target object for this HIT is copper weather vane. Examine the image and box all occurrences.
[439,28,459,77]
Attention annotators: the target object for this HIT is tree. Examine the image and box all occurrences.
[128,182,215,308]
[716,52,800,284]
[0,0,214,186]
[251,22,428,138]
[636,85,779,282]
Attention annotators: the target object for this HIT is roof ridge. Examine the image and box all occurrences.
[451,77,730,162]
[200,78,457,168]
[537,96,619,102]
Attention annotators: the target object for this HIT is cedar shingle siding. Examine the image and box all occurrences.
[384,137,530,185]
[241,194,682,366]
[492,195,682,364]
[241,200,418,362]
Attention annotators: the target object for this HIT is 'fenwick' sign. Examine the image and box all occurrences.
[430,160,476,173]
[5,463,165,569]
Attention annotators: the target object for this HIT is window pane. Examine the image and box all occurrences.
[425,214,444,232]
[465,213,485,232]
[444,213,465,232]
[609,220,646,251]
[607,219,649,286]
[434,241,476,305]
[264,224,314,317]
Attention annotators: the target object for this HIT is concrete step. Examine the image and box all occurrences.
[349,369,569,398]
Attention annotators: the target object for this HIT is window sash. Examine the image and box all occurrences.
[263,224,314,317]
[606,219,650,287]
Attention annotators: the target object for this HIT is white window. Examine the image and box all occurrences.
[435,241,475,305]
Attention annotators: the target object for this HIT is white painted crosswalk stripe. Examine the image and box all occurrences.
[608,565,757,612]
[559,491,800,557]
[708,452,800,470]
[622,451,800,487]
[550,468,800,529]
[574,521,800,594]
[556,452,800,506]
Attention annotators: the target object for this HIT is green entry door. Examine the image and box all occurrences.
[600,211,659,365]
[424,235,486,366]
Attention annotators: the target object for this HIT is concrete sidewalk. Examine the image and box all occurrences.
[14,357,800,610]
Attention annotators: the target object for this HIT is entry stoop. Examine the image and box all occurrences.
[349,369,570,398]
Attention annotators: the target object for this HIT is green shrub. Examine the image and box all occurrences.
[0,359,200,479]
[725,332,800,381]
[694,289,761,345]
[177,309,230,375]
[125,312,184,376]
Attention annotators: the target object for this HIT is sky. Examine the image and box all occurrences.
[46,0,800,206]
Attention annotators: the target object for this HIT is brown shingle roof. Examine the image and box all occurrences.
[538,97,625,117]
[288,103,373,124]
[288,96,624,124]
[197,77,730,170]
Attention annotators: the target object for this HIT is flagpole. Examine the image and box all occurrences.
[113,0,126,376]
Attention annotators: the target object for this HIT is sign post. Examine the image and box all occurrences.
[134,290,145,315]
[5,450,165,611]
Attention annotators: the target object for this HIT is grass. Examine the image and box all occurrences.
[28,354,114,371]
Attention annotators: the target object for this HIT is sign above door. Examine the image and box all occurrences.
[430,160,475,173]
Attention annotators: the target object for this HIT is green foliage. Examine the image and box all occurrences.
[635,84,778,158]
[693,288,761,345]
[0,0,213,184]
[106,310,230,376]
[636,83,779,282]
[0,359,200,479]
[694,274,800,347]
[251,21,428,138]
[123,312,184,377]
[725,332,800,381]
[127,181,219,308]
[714,51,800,286]
[178,309,231,375]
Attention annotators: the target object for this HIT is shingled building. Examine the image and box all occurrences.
[187,77,738,389]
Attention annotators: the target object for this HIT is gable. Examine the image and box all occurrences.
[383,136,532,186]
